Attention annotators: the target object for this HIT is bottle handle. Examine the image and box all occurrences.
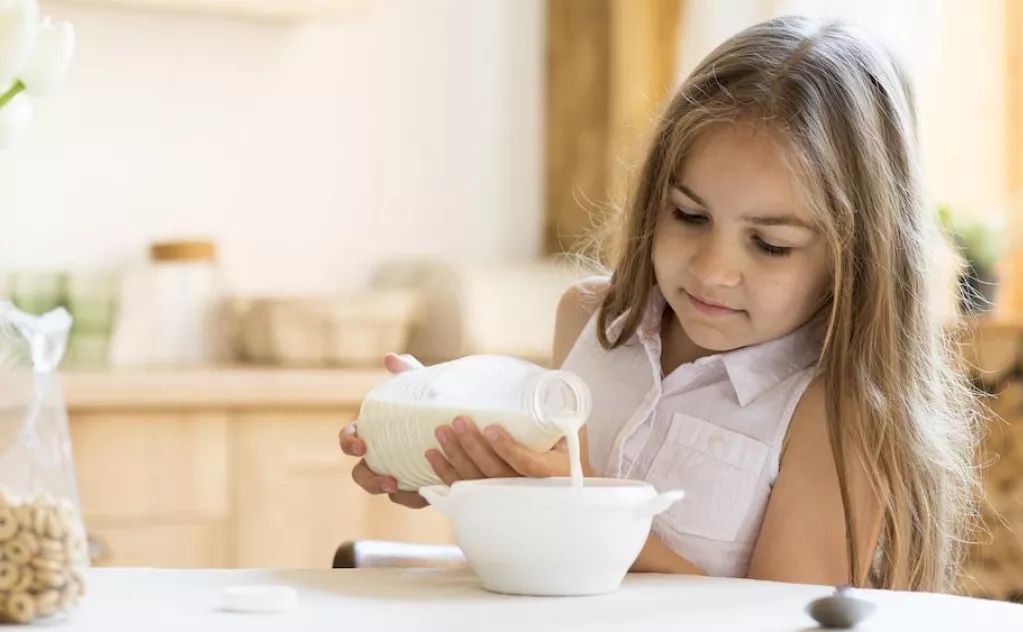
[530,370,592,432]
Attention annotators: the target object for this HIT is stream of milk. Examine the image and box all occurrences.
[550,416,584,487]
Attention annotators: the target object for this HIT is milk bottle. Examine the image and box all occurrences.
[357,355,592,491]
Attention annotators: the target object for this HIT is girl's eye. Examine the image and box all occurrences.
[754,235,792,257]
[672,207,708,225]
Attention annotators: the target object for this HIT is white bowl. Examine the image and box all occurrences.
[419,477,684,596]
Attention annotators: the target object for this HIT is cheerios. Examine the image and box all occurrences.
[34,568,66,591]
[3,538,31,566]
[15,530,39,557]
[0,508,18,542]
[31,504,47,536]
[14,505,33,530]
[6,591,35,624]
[14,566,34,592]
[39,537,64,560]
[30,557,62,572]
[34,589,59,618]
[45,510,65,540]
[0,486,88,623]
[0,561,20,590]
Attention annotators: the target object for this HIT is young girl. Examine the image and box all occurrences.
[340,15,981,593]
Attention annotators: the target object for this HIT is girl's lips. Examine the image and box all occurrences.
[686,291,741,316]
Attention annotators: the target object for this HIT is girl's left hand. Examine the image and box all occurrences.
[427,417,570,485]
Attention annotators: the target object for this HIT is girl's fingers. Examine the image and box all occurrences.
[484,425,568,478]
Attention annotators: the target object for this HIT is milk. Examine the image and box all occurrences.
[550,416,585,487]
[359,399,566,491]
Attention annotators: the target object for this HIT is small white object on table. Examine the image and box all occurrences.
[61,568,1020,630]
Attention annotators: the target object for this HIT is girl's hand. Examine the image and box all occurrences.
[339,353,430,509]
[339,353,573,509]
[426,418,570,485]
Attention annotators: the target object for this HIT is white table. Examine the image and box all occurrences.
[52,568,1022,630]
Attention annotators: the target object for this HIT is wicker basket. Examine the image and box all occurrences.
[229,290,421,367]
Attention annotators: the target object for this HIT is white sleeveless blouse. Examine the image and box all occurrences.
[561,286,822,577]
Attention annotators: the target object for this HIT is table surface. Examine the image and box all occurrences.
[46,567,1023,631]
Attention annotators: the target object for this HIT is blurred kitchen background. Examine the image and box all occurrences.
[2,0,1022,599]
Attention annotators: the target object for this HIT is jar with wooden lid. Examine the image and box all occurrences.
[145,239,224,366]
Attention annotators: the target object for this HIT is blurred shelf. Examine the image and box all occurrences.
[46,0,368,22]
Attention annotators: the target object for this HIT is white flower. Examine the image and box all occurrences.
[0,0,39,87]
[19,17,74,96]
[0,91,33,149]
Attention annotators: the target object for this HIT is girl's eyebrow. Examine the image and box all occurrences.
[742,214,815,230]
[671,183,709,208]
[670,183,814,231]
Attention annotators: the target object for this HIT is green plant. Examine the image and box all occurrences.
[937,205,1005,277]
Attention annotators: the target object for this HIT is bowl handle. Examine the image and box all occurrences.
[418,485,454,516]
[637,489,685,519]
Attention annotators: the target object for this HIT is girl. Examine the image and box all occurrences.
[340,15,981,593]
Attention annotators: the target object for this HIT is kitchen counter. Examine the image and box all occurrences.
[59,366,390,410]
[50,567,1023,630]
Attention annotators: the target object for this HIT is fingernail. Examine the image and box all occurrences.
[381,480,397,493]
[352,444,365,456]
[453,418,468,433]
[484,426,500,441]
[435,427,452,444]
[399,354,424,369]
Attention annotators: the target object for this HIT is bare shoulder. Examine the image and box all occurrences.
[552,275,610,368]
[782,376,827,459]
[773,374,883,584]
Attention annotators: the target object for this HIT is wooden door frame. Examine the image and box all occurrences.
[543,0,683,258]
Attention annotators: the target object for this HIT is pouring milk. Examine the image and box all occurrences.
[549,415,585,487]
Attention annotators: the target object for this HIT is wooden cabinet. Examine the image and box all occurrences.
[71,412,230,521]
[86,523,229,568]
[231,411,451,568]
[62,369,453,570]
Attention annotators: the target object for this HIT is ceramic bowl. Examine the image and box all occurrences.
[420,477,684,596]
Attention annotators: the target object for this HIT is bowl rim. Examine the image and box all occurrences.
[450,477,653,490]
[436,477,660,505]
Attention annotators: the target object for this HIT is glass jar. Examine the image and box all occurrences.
[111,240,224,367]
[147,240,223,366]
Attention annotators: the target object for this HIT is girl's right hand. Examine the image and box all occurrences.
[339,353,430,509]
[339,353,574,509]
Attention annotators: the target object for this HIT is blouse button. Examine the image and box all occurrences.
[707,433,726,457]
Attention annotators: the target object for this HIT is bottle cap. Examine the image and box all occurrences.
[223,585,297,613]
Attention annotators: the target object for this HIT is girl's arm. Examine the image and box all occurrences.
[551,280,705,576]
[745,379,883,585]
[629,535,706,574]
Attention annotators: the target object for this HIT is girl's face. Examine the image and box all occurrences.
[652,122,832,352]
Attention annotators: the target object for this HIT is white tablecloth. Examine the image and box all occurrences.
[51,568,1022,630]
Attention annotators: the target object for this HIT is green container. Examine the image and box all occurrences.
[6,270,123,369]
[7,270,65,316]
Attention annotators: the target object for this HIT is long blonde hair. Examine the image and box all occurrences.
[595,16,982,592]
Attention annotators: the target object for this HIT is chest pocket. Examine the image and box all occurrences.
[649,414,770,542]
